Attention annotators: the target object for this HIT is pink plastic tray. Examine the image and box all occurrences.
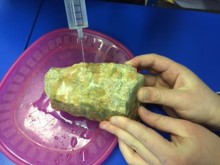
[0,28,134,165]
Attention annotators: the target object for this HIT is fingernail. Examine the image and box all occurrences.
[138,106,149,114]
[125,60,132,65]
[109,116,118,124]
[99,122,107,129]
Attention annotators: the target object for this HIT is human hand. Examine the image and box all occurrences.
[100,106,220,165]
[126,54,220,129]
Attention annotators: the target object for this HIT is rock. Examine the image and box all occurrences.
[45,63,145,121]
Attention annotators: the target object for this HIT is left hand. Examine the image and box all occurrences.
[99,106,220,165]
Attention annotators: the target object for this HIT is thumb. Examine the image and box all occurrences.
[137,87,185,108]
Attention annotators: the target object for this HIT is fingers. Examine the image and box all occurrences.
[100,120,160,164]
[126,54,188,87]
[162,106,179,118]
[118,140,150,165]
[99,108,194,163]
[137,86,187,108]
[100,116,173,159]
[126,54,181,73]
[138,106,188,137]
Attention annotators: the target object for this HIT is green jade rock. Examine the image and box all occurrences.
[45,63,145,121]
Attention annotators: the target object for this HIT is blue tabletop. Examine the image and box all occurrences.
[1,0,220,164]
[0,0,43,81]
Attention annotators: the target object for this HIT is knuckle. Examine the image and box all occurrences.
[150,53,159,57]
[114,128,123,138]
[126,138,140,152]
[138,132,148,142]
[152,114,166,128]
[135,128,149,142]
[130,144,139,152]
[148,88,163,103]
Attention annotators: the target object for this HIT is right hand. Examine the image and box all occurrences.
[126,54,220,129]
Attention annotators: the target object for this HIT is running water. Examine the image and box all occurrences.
[79,38,85,62]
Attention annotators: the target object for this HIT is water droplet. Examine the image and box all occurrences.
[71,128,75,134]
[66,154,71,160]
[79,149,87,162]
[71,137,77,148]
[81,130,91,139]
